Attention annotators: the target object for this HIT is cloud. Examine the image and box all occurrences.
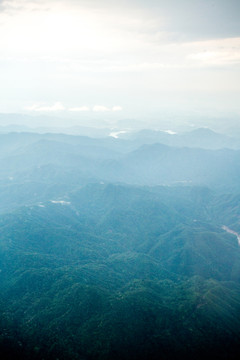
[69,106,90,112]
[112,106,122,111]
[92,105,123,112]
[186,37,240,67]
[24,103,122,113]
[25,102,65,112]
[1,0,49,12]
[93,105,111,112]
[1,0,239,73]
[188,50,240,66]
[2,0,240,118]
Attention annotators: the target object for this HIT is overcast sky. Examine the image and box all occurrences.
[0,0,240,128]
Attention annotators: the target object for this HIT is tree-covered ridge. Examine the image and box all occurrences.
[0,183,240,359]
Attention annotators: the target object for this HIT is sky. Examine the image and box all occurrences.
[0,0,240,129]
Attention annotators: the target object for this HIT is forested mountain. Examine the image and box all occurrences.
[0,131,240,359]
[119,127,240,150]
[0,132,240,196]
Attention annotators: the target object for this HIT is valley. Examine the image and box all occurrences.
[0,129,240,359]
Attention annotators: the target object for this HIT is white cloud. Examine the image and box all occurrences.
[1,0,48,12]
[1,0,240,118]
[92,105,123,112]
[93,105,111,112]
[24,103,122,113]
[185,37,240,67]
[69,106,89,112]
[25,102,65,112]
[1,0,239,73]
[112,106,122,112]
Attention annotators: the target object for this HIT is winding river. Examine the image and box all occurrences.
[222,225,240,246]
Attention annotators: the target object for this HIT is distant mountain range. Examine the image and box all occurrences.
[0,131,239,205]
[118,127,240,150]
[0,129,240,359]
[0,113,240,150]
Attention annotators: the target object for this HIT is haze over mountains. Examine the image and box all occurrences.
[0,127,240,202]
[1,111,240,139]
[0,120,240,359]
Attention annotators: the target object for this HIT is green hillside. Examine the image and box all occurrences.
[0,182,240,359]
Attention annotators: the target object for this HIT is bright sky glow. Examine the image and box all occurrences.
[0,0,240,128]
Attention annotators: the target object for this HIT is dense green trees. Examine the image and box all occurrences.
[0,183,240,359]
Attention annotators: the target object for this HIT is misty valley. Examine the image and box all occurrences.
[0,128,239,359]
